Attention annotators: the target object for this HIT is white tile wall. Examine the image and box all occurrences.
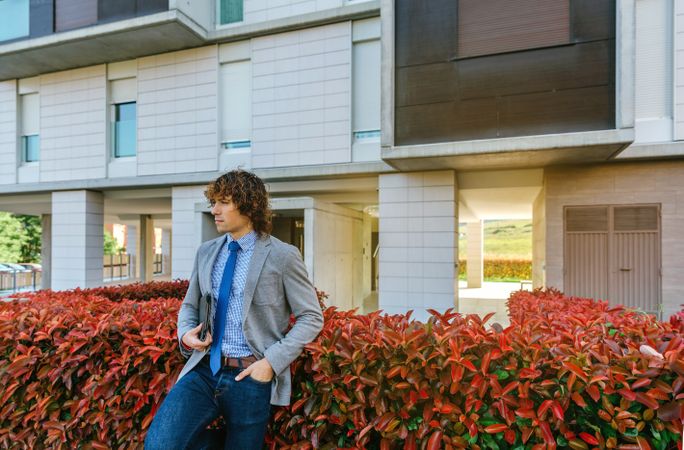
[51,190,104,290]
[251,22,352,168]
[0,80,16,185]
[242,0,353,24]
[544,162,684,320]
[137,47,218,176]
[634,0,674,143]
[40,66,107,182]
[171,185,207,279]
[675,0,684,140]
[378,171,458,321]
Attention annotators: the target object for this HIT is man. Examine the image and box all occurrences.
[145,170,324,449]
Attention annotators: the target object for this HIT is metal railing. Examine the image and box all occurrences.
[0,270,42,293]
[103,253,130,280]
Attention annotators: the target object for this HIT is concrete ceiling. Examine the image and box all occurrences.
[0,171,542,226]
[382,129,633,172]
[458,168,543,222]
[0,12,206,81]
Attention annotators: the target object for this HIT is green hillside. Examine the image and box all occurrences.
[458,220,532,260]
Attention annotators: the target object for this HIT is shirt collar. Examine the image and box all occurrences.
[226,230,257,251]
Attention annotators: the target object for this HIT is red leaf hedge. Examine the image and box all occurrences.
[0,292,184,449]
[1,284,682,449]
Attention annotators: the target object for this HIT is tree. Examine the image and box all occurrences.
[0,212,24,262]
[104,230,123,256]
[15,215,42,263]
[0,212,41,263]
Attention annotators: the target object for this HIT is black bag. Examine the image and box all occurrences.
[199,293,213,341]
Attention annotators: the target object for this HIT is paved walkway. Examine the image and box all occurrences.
[457,280,528,328]
[362,281,528,327]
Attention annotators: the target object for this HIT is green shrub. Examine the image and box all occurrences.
[458,259,532,281]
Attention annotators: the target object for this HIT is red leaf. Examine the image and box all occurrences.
[563,361,588,382]
[484,424,508,433]
[551,401,564,421]
[427,430,443,450]
[635,392,659,410]
[539,421,556,447]
[578,432,599,446]
[572,392,587,408]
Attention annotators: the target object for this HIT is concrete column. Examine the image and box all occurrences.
[126,225,138,279]
[139,215,154,282]
[303,202,364,311]
[161,228,172,275]
[532,186,546,288]
[378,171,458,321]
[466,220,484,288]
[51,190,104,290]
[40,214,51,290]
[171,185,208,280]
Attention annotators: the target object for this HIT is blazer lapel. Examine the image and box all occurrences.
[242,234,271,321]
[201,234,226,295]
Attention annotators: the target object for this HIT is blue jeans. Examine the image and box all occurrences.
[144,358,272,450]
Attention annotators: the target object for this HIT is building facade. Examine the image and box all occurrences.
[0,0,681,320]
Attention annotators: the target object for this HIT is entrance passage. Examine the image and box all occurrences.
[271,211,304,256]
[564,204,661,317]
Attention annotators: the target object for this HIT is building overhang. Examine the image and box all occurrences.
[381,129,634,171]
[0,1,381,81]
[0,10,208,81]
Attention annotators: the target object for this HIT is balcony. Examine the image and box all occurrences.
[0,0,208,81]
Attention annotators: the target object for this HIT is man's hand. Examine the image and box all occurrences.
[235,358,274,383]
[181,323,212,352]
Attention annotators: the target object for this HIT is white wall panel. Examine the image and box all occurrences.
[220,60,251,143]
[20,93,39,135]
[137,46,218,175]
[675,0,684,139]
[378,171,458,321]
[634,0,673,142]
[251,22,351,168]
[40,65,106,182]
[0,80,17,185]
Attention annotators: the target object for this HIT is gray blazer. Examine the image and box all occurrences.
[176,233,324,406]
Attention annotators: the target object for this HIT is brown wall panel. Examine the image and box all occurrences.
[394,0,616,146]
[395,0,458,67]
[497,85,615,137]
[56,0,97,31]
[571,0,615,43]
[457,40,613,100]
[458,0,569,58]
[395,99,498,146]
[396,63,458,107]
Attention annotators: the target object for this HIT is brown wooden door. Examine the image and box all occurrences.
[610,206,661,316]
[564,204,661,318]
[564,206,609,300]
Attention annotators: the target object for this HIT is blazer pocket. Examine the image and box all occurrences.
[253,274,282,305]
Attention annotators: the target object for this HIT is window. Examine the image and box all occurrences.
[22,135,40,162]
[457,0,570,58]
[0,0,29,42]
[109,76,137,158]
[218,0,243,25]
[20,93,39,163]
[220,60,251,149]
[352,33,381,140]
[114,102,136,157]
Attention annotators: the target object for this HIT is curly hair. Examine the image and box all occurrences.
[204,170,272,236]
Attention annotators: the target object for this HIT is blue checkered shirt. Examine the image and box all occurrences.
[210,231,256,357]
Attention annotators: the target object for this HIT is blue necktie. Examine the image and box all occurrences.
[210,240,241,375]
